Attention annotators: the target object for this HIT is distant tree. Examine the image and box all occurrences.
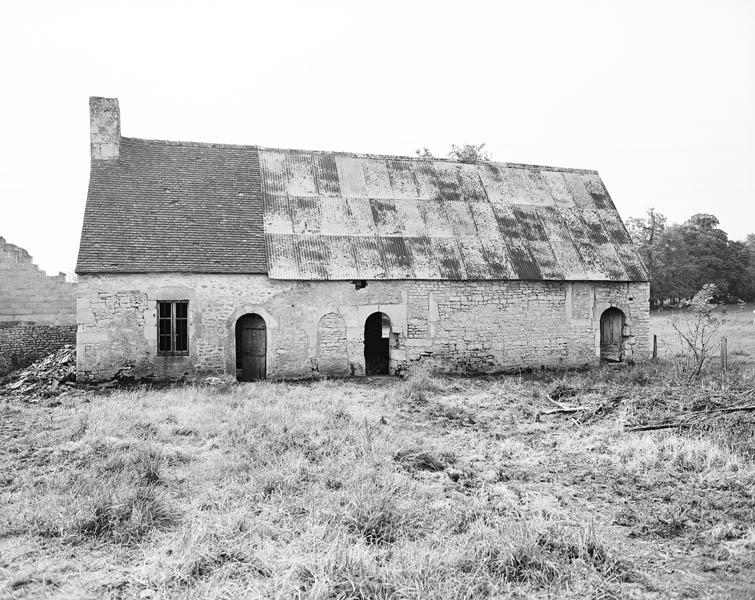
[643,213,751,303]
[415,147,434,159]
[448,143,491,164]
[738,233,755,301]
[626,208,667,297]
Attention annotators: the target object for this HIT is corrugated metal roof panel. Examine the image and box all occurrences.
[352,236,387,279]
[286,153,318,196]
[370,198,404,236]
[433,162,462,201]
[541,170,574,208]
[418,200,453,237]
[405,236,441,279]
[387,160,419,199]
[258,148,647,281]
[290,196,322,235]
[380,236,414,278]
[324,236,358,279]
[458,236,489,279]
[296,235,329,279]
[314,154,341,197]
[414,162,442,200]
[432,237,465,280]
[335,157,368,198]
[263,193,293,235]
[363,160,393,199]
[457,163,487,201]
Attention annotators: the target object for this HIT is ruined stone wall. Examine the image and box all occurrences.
[77,273,649,381]
[0,237,77,375]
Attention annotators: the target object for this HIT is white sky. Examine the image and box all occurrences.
[1,0,753,276]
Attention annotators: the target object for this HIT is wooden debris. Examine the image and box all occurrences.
[1,345,76,400]
[626,404,755,432]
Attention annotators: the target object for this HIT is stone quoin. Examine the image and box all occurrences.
[76,97,650,381]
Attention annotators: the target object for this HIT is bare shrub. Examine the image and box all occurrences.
[672,284,727,382]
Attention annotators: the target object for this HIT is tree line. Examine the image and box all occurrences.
[626,209,755,305]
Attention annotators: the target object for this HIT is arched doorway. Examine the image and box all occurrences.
[364,312,391,375]
[600,307,625,362]
[236,314,266,381]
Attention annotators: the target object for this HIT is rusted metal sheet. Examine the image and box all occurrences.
[615,244,649,281]
[562,172,594,209]
[324,236,358,279]
[405,236,441,279]
[362,160,393,199]
[335,157,368,198]
[370,198,404,236]
[259,147,648,281]
[456,163,487,201]
[290,196,322,235]
[387,160,418,199]
[286,153,318,196]
[433,162,462,201]
[432,237,465,280]
[541,171,574,208]
[314,154,341,197]
[379,236,414,278]
[458,236,489,279]
[414,162,442,200]
[263,193,293,235]
[351,237,387,279]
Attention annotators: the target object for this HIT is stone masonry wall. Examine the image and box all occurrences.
[76,274,650,381]
[0,237,77,375]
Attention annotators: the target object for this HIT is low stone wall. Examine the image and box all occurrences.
[0,322,77,375]
[76,273,650,381]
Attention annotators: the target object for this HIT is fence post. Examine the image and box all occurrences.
[652,335,657,361]
[720,337,728,372]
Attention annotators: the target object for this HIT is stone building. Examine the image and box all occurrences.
[0,237,76,375]
[76,97,650,382]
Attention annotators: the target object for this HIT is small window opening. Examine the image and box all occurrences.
[353,280,367,290]
[157,300,189,355]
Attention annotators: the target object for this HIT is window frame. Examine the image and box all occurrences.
[156,300,189,356]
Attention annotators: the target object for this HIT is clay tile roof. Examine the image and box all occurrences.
[77,139,648,282]
[76,138,265,274]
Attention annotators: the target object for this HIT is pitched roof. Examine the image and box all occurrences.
[259,148,647,281]
[77,138,648,282]
[76,137,265,274]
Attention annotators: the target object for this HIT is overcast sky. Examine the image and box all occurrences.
[1,0,753,276]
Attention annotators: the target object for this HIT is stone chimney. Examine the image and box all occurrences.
[89,97,120,160]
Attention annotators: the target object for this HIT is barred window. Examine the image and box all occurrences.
[157,301,189,355]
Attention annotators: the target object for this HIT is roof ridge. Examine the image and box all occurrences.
[122,137,598,174]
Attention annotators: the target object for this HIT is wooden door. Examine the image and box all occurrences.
[237,314,266,381]
[600,308,624,362]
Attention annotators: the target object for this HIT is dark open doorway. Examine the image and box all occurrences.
[364,312,390,375]
[236,314,266,381]
[600,307,625,362]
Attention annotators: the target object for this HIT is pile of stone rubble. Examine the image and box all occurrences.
[1,345,76,400]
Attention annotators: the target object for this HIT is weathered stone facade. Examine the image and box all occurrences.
[76,273,650,381]
[0,237,77,375]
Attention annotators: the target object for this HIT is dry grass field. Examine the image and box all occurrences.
[2,349,754,599]
[650,303,755,365]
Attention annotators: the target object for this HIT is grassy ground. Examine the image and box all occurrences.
[650,302,755,364]
[1,359,754,599]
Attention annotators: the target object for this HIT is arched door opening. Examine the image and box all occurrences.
[600,307,625,362]
[236,314,266,381]
[364,312,391,375]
